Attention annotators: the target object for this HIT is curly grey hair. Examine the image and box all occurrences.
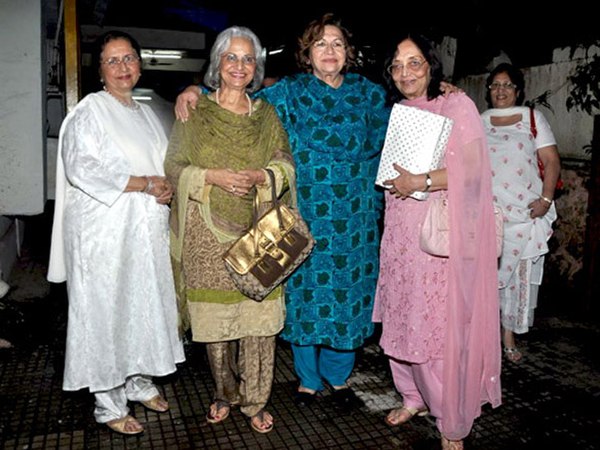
[203,26,265,93]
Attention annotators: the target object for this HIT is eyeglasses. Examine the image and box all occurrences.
[386,59,427,75]
[102,54,140,67]
[222,53,257,66]
[312,39,346,52]
[488,82,517,91]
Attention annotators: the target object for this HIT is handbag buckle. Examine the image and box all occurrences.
[261,237,293,269]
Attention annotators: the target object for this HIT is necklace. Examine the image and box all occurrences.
[103,87,140,111]
[215,88,252,116]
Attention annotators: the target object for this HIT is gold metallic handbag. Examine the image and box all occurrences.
[223,169,315,301]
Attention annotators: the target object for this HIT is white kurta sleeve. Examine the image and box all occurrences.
[61,105,130,207]
[533,109,557,149]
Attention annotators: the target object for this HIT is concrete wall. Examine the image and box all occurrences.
[0,0,46,215]
[0,1,45,282]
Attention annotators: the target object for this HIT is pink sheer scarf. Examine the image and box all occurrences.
[403,93,502,439]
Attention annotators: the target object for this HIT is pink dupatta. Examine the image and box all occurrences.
[404,93,502,439]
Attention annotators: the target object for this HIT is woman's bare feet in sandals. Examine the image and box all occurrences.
[504,346,523,362]
[442,436,464,449]
[250,409,274,433]
[141,394,169,413]
[106,415,144,435]
[503,328,523,362]
[206,400,231,424]
[385,406,428,426]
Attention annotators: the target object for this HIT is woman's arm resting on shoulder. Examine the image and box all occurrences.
[440,81,462,97]
[175,85,202,122]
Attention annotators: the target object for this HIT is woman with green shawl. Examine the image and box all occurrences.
[165,26,294,434]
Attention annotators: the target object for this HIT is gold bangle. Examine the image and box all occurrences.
[540,195,553,205]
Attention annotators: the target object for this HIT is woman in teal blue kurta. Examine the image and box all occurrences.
[261,75,386,341]
[258,15,389,405]
[175,14,389,405]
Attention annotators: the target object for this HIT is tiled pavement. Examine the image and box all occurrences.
[0,214,599,449]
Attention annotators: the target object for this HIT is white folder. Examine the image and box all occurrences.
[376,103,453,200]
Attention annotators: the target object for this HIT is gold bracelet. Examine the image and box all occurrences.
[540,195,553,205]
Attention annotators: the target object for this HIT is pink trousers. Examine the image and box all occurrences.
[389,356,445,431]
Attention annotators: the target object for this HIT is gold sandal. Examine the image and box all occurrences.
[141,395,169,413]
[106,415,144,435]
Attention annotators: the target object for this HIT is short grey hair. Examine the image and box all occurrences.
[204,26,265,93]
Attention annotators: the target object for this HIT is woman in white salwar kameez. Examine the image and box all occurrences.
[481,63,560,363]
[47,31,185,435]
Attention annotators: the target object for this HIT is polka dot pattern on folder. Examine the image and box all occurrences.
[375,104,453,200]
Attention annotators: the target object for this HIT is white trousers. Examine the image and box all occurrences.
[93,375,159,423]
[500,256,544,334]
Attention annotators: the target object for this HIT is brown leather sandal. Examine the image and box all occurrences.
[250,409,274,434]
[206,400,231,424]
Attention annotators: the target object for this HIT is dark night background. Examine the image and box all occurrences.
[74,0,600,82]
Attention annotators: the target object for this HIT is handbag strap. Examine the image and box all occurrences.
[266,168,284,230]
[529,106,537,138]
[251,168,282,256]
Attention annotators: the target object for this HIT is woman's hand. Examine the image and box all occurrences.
[206,168,264,197]
[440,81,463,97]
[145,176,174,205]
[528,197,552,219]
[175,85,201,122]
[238,169,266,187]
[384,164,419,199]
[155,179,174,205]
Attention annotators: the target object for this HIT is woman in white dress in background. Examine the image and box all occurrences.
[481,62,560,363]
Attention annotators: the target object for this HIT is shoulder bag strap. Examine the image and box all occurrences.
[252,169,283,256]
[529,106,537,138]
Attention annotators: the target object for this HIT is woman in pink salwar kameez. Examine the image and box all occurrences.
[373,34,502,450]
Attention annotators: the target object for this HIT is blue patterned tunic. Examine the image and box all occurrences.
[260,73,389,350]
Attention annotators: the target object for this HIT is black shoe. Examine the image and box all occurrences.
[294,391,316,407]
[331,388,364,409]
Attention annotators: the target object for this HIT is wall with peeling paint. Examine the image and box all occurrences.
[0,1,46,216]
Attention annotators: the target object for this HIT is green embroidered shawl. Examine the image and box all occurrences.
[166,94,294,262]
